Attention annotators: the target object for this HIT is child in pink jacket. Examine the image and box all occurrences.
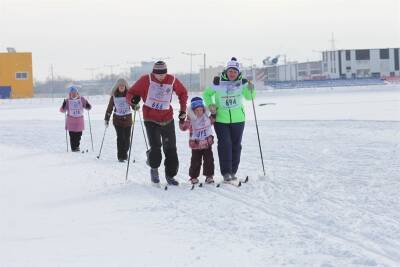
[179,97,215,184]
[59,85,92,152]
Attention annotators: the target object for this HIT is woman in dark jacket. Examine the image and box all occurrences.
[104,78,133,162]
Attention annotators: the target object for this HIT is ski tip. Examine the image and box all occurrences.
[216,183,221,188]
[199,183,203,188]
[238,181,242,187]
[86,149,89,153]
[244,176,249,183]
[190,185,195,190]
[164,185,168,191]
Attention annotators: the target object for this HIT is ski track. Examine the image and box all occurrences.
[210,183,400,264]
[1,87,400,266]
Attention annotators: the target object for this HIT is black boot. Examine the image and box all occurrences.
[150,168,160,184]
[166,176,179,186]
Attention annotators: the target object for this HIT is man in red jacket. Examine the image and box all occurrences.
[126,61,188,186]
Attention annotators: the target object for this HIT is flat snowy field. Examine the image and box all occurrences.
[1,85,399,267]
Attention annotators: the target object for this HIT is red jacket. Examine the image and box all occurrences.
[126,74,188,123]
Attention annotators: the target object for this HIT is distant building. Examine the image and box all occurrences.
[261,61,324,82]
[260,47,400,84]
[322,48,400,79]
[130,61,154,81]
[0,50,33,98]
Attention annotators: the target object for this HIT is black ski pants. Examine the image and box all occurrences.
[69,131,82,151]
[114,125,131,160]
[144,120,179,178]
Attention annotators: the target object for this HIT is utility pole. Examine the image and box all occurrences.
[104,64,119,78]
[243,57,256,81]
[203,53,206,90]
[51,64,54,101]
[329,32,336,51]
[284,55,287,81]
[182,52,202,91]
[85,67,99,80]
[103,64,119,95]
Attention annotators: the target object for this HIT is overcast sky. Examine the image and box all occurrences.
[1,0,399,81]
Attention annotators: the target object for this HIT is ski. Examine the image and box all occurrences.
[152,182,168,191]
[216,180,241,188]
[216,176,249,188]
[175,182,203,190]
[189,182,203,190]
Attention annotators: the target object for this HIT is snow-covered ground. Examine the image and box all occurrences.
[1,85,399,267]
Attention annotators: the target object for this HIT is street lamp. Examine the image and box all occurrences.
[181,52,203,91]
[242,57,256,81]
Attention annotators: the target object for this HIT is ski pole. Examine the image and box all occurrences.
[138,111,148,150]
[250,83,266,177]
[65,112,69,152]
[126,109,137,182]
[96,126,108,159]
[87,110,94,152]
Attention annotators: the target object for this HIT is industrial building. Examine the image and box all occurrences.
[322,48,400,79]
[261,47,400,83]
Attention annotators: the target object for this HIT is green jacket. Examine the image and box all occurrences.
[203,72,256,124]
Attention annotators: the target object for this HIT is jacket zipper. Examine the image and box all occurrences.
[226,87,232,123]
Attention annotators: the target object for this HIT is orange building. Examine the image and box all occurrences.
[0,50,33,98]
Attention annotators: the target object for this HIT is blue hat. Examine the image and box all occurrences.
[68,85,78,94]
[191,97,204,110]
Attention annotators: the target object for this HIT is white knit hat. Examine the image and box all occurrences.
[226,57,240,72]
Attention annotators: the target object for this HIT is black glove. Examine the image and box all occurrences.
[62,99,67,109]
[131,95,140,105]
[131,95,141,110]
[178,111,186,122]
[86,102,92,110]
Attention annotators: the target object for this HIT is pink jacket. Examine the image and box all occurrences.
[179,107,215,150]
[59,96,91,132]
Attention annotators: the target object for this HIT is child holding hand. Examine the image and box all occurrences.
[179,97,215,185]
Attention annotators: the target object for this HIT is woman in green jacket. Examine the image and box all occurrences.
[203,57,255,182]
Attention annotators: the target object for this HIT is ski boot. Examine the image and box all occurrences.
[205,176,215,184]
[189,177,199,185]
[166,176,179,186]
[230,173,238,181]
[223,173,232,182]
[150,168,160,184]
